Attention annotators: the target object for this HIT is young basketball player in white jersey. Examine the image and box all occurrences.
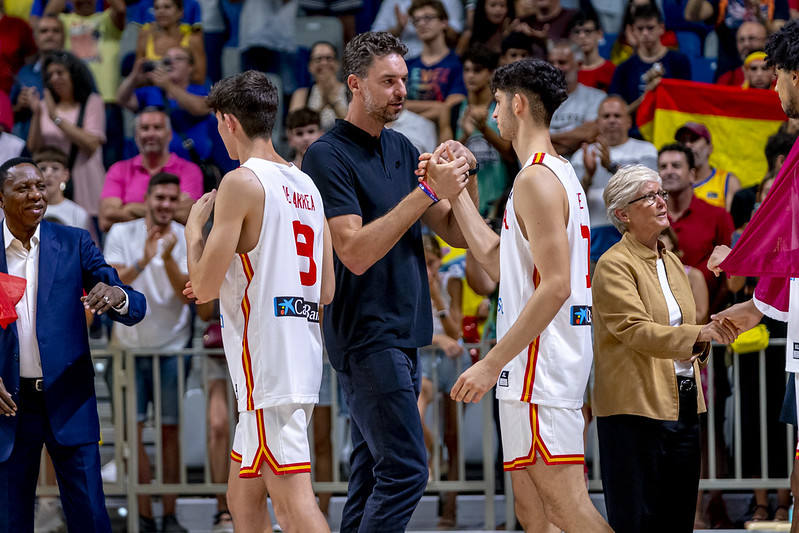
[183,70,334,533]
[426,59,611,532]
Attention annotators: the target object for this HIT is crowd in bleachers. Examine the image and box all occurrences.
[2,0,798,530]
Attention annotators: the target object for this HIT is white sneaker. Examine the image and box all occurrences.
[34,498,65,533]
[100,460,117,483]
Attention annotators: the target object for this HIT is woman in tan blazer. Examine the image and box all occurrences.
[591,164,738,533]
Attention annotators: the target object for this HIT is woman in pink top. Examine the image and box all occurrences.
[24,51,106,225]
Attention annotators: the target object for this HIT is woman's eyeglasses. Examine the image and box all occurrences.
[627,190,669,206]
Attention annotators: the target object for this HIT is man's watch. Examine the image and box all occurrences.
[112,287,128,311]
[468,163,479,176]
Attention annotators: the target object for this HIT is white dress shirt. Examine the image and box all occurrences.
[4,220,43,378]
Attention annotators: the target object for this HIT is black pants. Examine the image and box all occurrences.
[597,377,700,533]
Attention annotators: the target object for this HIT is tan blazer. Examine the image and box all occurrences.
[592,232,709,421]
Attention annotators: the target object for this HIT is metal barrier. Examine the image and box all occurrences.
[36,339,795,531]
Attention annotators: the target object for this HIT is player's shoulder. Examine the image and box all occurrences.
[219,165,264,192]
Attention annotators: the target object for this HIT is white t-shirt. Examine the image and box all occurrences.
[45,199,91,232]
[656,258,695,378]
[371,0,464,58]
[387,110,437,155]
[754,277,799,374]
[104,219,191,351]
[570,137,658,228]
[0,132,25,163]
[550,83,606,135]
[239,0,297,52]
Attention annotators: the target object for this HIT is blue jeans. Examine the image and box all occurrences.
[338,347,428,533]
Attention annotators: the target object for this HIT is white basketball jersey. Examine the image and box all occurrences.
[219,158,325,412]
[786,278,799,373]
[495,152,593,409]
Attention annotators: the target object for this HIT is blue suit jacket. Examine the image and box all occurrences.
[0,221,146,462]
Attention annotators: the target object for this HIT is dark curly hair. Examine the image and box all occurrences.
[42,51,96,105]
[490,58,567,126]
[342,31,408,81]
[207,70,278,139]
[462,43,499,71]
[765,19,799,71]
[658,142,695,169]
[471,0,514,47]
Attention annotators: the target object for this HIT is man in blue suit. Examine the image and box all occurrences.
[0,157,146,532]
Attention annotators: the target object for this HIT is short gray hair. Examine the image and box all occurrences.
[603,164,662,233]
[343,31,408,81]
[134,107,172,133]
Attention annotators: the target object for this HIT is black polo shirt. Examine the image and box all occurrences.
[303,119,432,369]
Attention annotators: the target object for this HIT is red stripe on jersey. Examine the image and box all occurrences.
[239,254,256,411]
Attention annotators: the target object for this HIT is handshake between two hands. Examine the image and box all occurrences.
[415,140,477,202]
[699,245,764,347]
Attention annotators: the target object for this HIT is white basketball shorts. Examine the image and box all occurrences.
[499,399,585,470]
[230,403,314,478]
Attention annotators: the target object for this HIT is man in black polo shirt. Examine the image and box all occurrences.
[302,31,479,533]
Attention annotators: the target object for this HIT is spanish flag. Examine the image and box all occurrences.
[636,79,785,188]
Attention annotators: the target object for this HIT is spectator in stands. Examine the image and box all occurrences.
[439,44,512,216]
[238,0,299,97]
[608,4,691,113]
[684,0,788,81]
[715,21,767,86]
[99,107,203,231]
[659,142,734,294]
[456,0,514,55]
[675,122,741,211]
[570,10,615,91]
[24,51,105,234]
[0,92,25,163]
[418,234,470,529]
[548,39,605,155]
[513,0,576,43]
[299,0,363,43]
[571,95,658,263]
[286,108,323,168]
[742,50,776,89]
[45,0,125,170]
[609,0,680,66]
[117,47,216,162]
[288,42,348,132]
[498,31,535,65]
[405,0,467,124]
[592,164,727,533]
[104,172,191,533]
[136,0,206,84]
[0,5,36,94]
[34,145,91,232]
[730,130,796,229]
[10,15,64,142]
[127,0,202,28]
[371,0,465,58]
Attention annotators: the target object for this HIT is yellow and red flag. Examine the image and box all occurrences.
[636,79,785,188]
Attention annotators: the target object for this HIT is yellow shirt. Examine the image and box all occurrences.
[693,167,731,209]
[4,0,33,19]
[61,10,123,103]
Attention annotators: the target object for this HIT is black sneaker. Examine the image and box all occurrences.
[161,514,188,532]
[139,515,158,533]
[212,510,234,532]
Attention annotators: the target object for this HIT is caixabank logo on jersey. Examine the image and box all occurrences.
[274,296,319,323]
